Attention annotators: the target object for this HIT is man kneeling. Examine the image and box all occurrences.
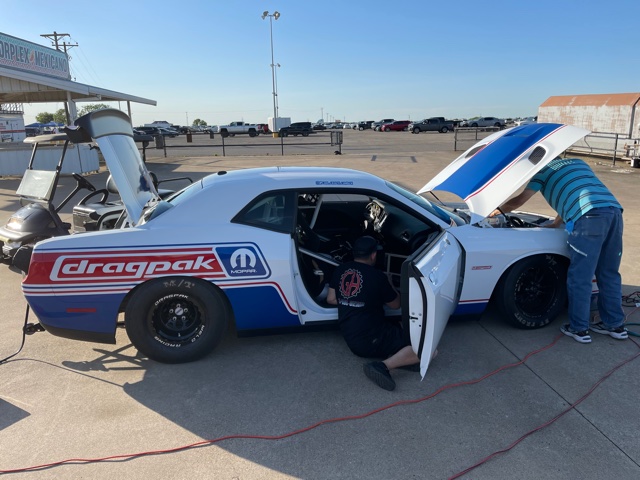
[327,236,420,391]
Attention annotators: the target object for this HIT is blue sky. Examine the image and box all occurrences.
[5,0,640,126]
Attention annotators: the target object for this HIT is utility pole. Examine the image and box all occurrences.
[40,31,78,54]
[40,32,78,124]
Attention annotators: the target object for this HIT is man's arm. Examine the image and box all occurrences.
[326,287,337,305]
[386,293,400,310]
[490,188,537,217]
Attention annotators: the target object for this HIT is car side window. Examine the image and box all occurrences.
[233,191,294,233]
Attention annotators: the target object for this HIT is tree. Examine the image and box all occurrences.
[192,118,208,127]
[35,112,54,124]
[78,103,110,117]
[53,109,67,124]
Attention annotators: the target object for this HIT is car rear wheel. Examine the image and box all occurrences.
[249,130,257,137]
[440,127,449,133]
[125,278,230,363]
[494,255,567,329]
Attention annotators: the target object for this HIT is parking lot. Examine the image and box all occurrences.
[144,127,473,159]
[1,131,639,479]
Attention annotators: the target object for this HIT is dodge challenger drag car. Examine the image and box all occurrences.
[20,109,590,375]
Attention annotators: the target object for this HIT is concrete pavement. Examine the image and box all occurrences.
[0,131,639,479]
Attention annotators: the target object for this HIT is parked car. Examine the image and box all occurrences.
[25,127,41,137]
[20,109,590,373]
[218,122,259,138]
[357,121,375,131]
[373,118,395,131]
[157,127,178,137]
[312,123,327,131]
[256,123,270,134]
[515,117,538,126]
[381,120,411,132]
[279,122,314,137]
[408,118,455,134]
[461,117,506,128]
[136,126,161,136]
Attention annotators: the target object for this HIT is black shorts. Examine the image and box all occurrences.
[347,322,409,359]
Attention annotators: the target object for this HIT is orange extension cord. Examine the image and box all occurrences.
[1,332,639,477]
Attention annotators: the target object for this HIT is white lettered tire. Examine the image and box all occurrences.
[125,277,230,363]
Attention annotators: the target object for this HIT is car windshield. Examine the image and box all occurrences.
[385,181,465,226]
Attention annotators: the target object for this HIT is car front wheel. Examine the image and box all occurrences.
[125,278,230,363]
[494,254,567,329]
[412,127,420,134]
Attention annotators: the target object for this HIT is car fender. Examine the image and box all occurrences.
[448,225,569,315]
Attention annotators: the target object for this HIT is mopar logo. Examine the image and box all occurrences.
[216,245,269,278]
[230,248,256,273]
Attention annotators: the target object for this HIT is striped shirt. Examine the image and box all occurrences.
[526,158,621,222]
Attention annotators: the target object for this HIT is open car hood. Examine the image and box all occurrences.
[73,109,160,226]
[418,123,590,224]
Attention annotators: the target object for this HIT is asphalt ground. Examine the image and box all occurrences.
[1,129,639,479]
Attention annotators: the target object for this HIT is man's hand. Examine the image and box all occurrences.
[541,215,563,228]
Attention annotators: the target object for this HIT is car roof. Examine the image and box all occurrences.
[201,166,388,191]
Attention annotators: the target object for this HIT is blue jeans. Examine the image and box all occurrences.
[567,206,624,332]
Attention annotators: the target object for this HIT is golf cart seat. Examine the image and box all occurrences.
[72,175,124,233]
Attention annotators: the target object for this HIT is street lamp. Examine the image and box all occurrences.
[261,10,280,134]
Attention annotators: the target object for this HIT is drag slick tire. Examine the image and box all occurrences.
[494,254,567,329]
[125,277,230,363]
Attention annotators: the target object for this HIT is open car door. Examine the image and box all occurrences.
[402,231,462,378]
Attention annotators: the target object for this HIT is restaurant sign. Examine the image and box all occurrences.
[0,32,70,80]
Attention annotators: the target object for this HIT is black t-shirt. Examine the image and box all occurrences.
[329,261,398,346]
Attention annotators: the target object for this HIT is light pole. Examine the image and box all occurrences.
[261,10,280,134]
[274,63,281,118]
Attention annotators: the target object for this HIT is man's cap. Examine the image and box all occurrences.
[352,236,382,257]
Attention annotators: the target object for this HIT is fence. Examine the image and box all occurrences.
[568,131,640,165]
[453,126,500,151]
[155,130,344,157]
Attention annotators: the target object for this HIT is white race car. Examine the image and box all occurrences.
[21,110,589,375]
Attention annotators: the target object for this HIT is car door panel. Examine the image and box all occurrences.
[403,231,462,377]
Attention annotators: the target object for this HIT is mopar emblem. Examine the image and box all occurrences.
[216,245,269,278]
[230,248,256,269]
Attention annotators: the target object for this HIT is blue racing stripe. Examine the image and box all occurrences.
[433,124,563,199]
[225,285,300,330]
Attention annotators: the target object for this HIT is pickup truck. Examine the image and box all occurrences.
[218,121,259,138]
[408,117,455,134]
